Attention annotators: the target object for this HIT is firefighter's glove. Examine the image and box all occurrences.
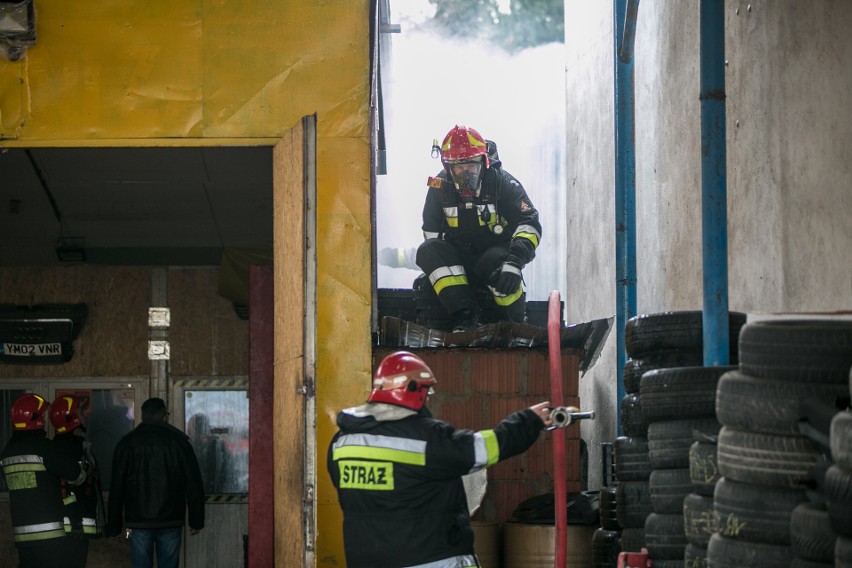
[490,255,523,295]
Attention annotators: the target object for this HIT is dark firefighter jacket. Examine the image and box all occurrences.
[421,141,542,265]
[328,402,544,568]
[53,432,106,537]
[107,421,205,535]
[1,430,85,546]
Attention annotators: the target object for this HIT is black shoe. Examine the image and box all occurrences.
[452,310,481,333]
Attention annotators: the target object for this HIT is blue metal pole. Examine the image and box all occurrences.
[614,0,638,435]
[700,0,730,366]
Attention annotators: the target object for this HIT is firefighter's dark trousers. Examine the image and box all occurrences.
[415,238,525,322]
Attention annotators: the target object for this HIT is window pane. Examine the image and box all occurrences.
[0,389,31,493]
[85,389,135,491]
[184,390,248,494]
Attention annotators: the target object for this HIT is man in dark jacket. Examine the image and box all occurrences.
[417,124,542,332]
[107,397,205,568]
[328,351,553,568]
[1,393,87,568]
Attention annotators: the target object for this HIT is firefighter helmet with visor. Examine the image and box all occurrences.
[440,125,490,195]
[368,351,437,411]
[11,393,50,431]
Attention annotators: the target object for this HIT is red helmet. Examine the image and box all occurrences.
[11,394,50,431]
[49,395,84,434]
[440,125,490,194]
[368,351,437,411]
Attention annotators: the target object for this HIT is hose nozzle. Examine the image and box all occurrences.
[547,406,595,430]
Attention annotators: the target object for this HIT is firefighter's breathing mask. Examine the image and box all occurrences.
[447,159,483,200]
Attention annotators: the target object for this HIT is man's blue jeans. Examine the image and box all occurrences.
[129,527,183,568]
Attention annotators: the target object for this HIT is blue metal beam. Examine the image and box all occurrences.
[614,0,639,435]
[699,0,730,366]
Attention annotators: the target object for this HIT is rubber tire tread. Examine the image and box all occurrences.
[621,394,648,437]
[713,476,807,545]
[837,535,852,568]
[640,366,734,422]
[689,441,719,496]
[644,512,687,560]
[619,527,645,554]
[649,468,692,515]
[790,502,837,562]
[599,485,620,531]
[623,351,705,394]
[614,436,651,482]
[683,493,714,548]
[615,480,652,529]
[707,533,792,568]
[648,418,721,470]
[717,426,823,487]
[825,464,852,537]
[716,370,849,434]
[684,543,708,568]
[625,311,746,359]
[831,410,852,469]
[591,527,621,567]
[738,320,852,383]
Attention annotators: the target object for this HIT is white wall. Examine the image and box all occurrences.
[565,0,852,488]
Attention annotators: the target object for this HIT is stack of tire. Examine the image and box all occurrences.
[591,485,622,567]
[618,311,746,564]
[710,319,852,567]
[828,368,852,567]
[684,430,722,567]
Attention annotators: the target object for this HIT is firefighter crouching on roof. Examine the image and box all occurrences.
[50,395,106,551]
[416,124,542,333]
[328,350,553,568]
[1,394,88,568]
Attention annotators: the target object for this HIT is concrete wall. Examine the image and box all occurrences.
[565,0,852,488]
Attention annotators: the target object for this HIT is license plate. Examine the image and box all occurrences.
[1,343,63,356]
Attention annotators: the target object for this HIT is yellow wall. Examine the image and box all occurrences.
[0,1,372,564]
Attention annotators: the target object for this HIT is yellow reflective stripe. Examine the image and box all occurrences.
[63,494,77,505]
[434,275,468,294]
[513,232,539,248]
[481,430,500,467]
[446,217,458,228]
[493,284,523,306]
[3,463,46,473]
[333,445,425,466]
[15,529,67,542]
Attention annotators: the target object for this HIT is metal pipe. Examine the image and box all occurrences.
[547,290,567,568]
[699,0,730,366]
[614,0,639,435]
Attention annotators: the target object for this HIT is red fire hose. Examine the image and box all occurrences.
[547,290,567,568]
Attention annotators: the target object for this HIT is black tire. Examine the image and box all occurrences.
[683,492,715,548]
[689,440,719,496]
[684,543,708,568]
[621,394,648,437]
[717,426,823,487]
[620,527,646,553]
[837,535,852,568]
[713,476,807,545]
[614,436,651,482]
[616,480,653,529]
[592,527,621,567]
[825,464,852,537]
[707,533,792,568]
[716,370,849,434]
[600,485,620,531]
[625,311,746,359]
[648,418,721,470]
[644,512,687,560]
[623,352,705,394]
[649,468,692,514]
[831,410,852,469]
[790,502,837,562]
[639,366,734,422]
[790,559,835,568]
[738,320,852,384]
